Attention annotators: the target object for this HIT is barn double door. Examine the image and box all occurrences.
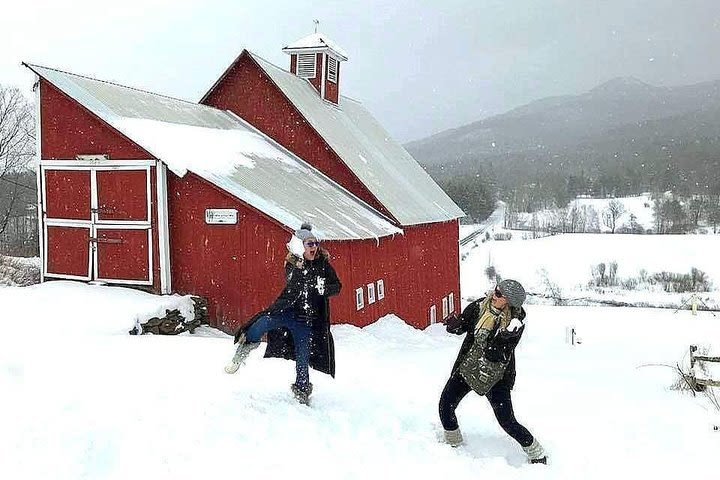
[41,161,154,286]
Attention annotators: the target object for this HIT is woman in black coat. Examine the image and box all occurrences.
[438,279,547,464]
[224,223,341,404]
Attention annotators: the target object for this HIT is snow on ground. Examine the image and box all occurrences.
[2,279,720,479]
[461,232,720,308]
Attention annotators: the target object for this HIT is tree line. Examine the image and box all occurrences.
[434,163,720,234]
[0,85,36,256]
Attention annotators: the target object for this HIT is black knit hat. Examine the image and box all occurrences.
[497,279,526,308]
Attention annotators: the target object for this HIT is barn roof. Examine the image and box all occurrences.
[26,63,402,241]
[248,52,465,226]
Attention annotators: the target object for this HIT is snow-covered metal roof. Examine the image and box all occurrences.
[250,52,465,226]
[282,33,349,61]
[26,63,401,241]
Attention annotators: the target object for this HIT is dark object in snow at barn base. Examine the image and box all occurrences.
[129,297,208,335]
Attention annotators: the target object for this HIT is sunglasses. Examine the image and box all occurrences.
[304,241,320,247]
[493,287,504,298]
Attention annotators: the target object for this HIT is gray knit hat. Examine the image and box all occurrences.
[497,279,526,308]
[294,222,317,242]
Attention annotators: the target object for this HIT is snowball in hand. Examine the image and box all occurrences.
[287,236,305,257]
[507,318,524,332]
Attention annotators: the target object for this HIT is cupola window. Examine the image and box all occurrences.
[327,56,338,83]
[297,54,316,78]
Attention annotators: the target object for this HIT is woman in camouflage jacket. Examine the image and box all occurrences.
[438,279,547,464]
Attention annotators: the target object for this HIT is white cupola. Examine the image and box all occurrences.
[282,32,348,105]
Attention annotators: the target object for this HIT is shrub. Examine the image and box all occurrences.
[590,262,607,287]
[620,278,639,290]
[485,265,499,283]
[650,268,711,293]
[607,261,618,286]
[540,268,564,305]
[0,256,40,287]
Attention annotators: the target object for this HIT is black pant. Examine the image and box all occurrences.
[438,374,534,447]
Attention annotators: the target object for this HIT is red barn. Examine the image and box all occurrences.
[26,33,464,331]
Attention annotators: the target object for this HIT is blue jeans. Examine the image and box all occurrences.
[245,311,312,387]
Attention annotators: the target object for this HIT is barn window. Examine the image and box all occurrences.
[442,297,449,319]
[367,283,376,304]
[355,287,364,310]
[449,292,455,313]
[297,54,316,78]
[429,305,437,324]
[327,56,338,83]
[377,279,385,300]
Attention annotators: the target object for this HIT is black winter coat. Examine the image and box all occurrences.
[237,249,341,377]
[446,297,526,390]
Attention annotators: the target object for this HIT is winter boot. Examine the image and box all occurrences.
[291,382,313,405]
[522,438,547,464]
[224,336,259,374]
[443,428,464,447]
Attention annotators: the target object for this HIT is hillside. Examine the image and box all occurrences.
[407,77,720,194]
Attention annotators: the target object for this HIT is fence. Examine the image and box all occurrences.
[689,345,720,391]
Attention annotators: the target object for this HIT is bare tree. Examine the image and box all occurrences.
[708,195,720,234]
[687,196,706,229]
[568,203,583,233]
[603,199,625,233]
[0,85,35,241]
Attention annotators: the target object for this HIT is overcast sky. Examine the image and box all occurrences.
[3,0,720,142]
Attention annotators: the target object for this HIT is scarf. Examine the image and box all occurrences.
[474,294,511,335]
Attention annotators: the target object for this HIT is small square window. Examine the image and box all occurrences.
[442,297,449,319]
[377,279,385,300]
[367,283,376,304]
[449,292,455,313]
[355,287,364,310]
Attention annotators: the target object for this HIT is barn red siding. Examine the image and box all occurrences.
[165,167,459,331]
[166,170,460,331]
[201,53,395,222]
[328,220,460,328]
[167,171,296,331]
[40,80,153,160]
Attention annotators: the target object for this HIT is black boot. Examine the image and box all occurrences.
[291,382,313,405]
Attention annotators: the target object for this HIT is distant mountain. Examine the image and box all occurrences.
[406,77,720,194]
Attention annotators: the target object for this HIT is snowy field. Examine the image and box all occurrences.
[2,280,720,479]
[461,232,720,309]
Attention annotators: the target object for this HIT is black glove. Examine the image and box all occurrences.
[483,342,507,362]
[445,314,465,334]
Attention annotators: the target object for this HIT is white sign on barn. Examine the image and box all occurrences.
[205,209,238,225]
